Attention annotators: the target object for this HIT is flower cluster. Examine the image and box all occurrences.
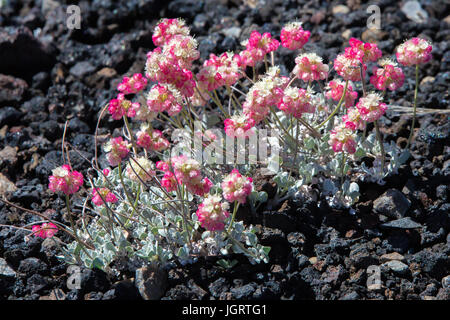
[328,123,357,154]
[396,37,432,66]
[221,169,253,204]
[152,18,190,47]
[277,86,315,118]
[125,157,155,182]
[334,51,365,82]
[92,188,118,206]
[224,113,256,138]
[117,73,148,94]
[136,124,170,152]
[342,107,365,131]
[196,195,230,231]
[197,52,242,92]
[349,38,382,63]
[108,93,140,120]
[238,31,279,67]
[243,67,288,123]
[280,22,310,50]
[356,93,387,123]
[32,223,58,239]
[104,137,131,167]
[146,83,183,116]
[370,59,405,91]
[325,79,358,108]
[158,156,212,196]
[293,53,329,82]
[48,165,83,195]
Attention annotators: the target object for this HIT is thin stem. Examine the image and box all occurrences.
[227,201,240,234]
[316,80,349,129]
[65,195,93,259]
[375,120,385,173]
[407,64,419,149]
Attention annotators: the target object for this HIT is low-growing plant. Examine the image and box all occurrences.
[4,18,433,272]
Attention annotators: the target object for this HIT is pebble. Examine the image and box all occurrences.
[332,5,350,15]
[380,252,405,263]
[384,260,409,274]
[0,258,16,278]
[135,265,167,300]
[381,217,422,229]
[442,275,450,289]
[401,1,428,24]
[373,189,411,219]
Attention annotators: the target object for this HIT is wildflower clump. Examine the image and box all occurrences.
[48,165,83,195]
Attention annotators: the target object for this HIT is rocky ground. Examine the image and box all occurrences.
[0,0,449,300]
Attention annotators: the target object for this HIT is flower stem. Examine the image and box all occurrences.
[123,116,137,153]
[316,80,348,129]
[65,194,92,259]
[227,201,239,234]
[375,120,385,173]
[406,64,419,149]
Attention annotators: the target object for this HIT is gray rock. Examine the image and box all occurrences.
[222,27,241,39]
[70,61,96,78]
[373,189,411,219]
[442,275,450,289]
[381,217,422,229]
[0,258,16,278]
[384,260,409,274]
[401,1,428,24]
[135,264,167,300]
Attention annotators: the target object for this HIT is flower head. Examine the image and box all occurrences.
[32,223,58,239]
[243,66,288,123]
[48,165,83,195]
[147,83,183,116]
[108,93,140,120]
[224,113,256,138]
[170,155,212,196]
[125,157,155,182]
[104,137,131,167]
[280,22,310,50]
[328,123,357,154]
[325,79,358,108]
[334,52,366,81]
[293,53,329,82]
[221,169,253,204]
[196,194,230,231]
[396,37,432,66]
[238,31,279,67]
[197,52,241,91]
[342,107,365,131]
[277,86,315,118]
[117,73,148,94]
[349,38,382,63]
[355,92,387,123]
[152,18,190,47]
[370,58,405,91]
[92,188,118,206]
[136,124,170,152]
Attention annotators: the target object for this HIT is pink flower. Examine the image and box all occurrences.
[136,125,170,152]
[103,168,110,176]
[146,83,183,116]
[145,47,195,97]
[280,22,310,50]
[108,93,140,120]
[164,35,200,69]
[396,37,432,66]
[277,86,315,118]
[32,223,58,239]
[349,38,382,63]
[293,53,329,82]
[104,137,130,167]
[224,113,256,138]
[125,157,155,182]
[238,31,279,67]
[328,123,357,154]
[152,18,190,47]
[334,52,366,82]
[48,164,83,195]
[196,195,230,231]
[342,107,365,131]
[92,188,118,206]
[243,67,288,124]
[170,155,212,196]
[356,93,387,123]
[161,171,177,192]
[370,59,405,91]
[197,52,241,91]
[117,73,148,94]
[325,79,358,108]
[221,169,253,204]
